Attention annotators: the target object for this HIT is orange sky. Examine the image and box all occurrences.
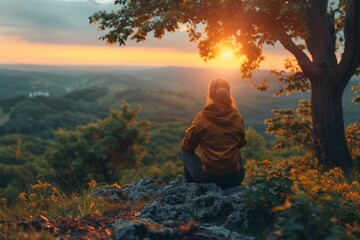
[0,35,289,70]
[0,0,293,70]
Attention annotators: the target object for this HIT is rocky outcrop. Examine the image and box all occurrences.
[96,176,254,240]
[95,178,164,202]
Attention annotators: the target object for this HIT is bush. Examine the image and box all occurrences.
[48,103,150,190]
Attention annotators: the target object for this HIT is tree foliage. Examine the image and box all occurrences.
[90,0,360,172]
[266,100,360,170]
[90,0,359,80]
[90,0,308,78]
[265,100,313,151]
[0,135,50,201]
[241,127,270,161]
[49,103,150,189]
[353,82,360,104]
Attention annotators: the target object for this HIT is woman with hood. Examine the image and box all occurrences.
[180,78,247,189]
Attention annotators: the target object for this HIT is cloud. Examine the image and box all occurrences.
[0,0,195,50]
[0,0,102,43]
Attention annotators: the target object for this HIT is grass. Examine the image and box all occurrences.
[0,180,153,240]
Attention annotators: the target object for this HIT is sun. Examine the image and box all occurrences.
[220,47,234,58]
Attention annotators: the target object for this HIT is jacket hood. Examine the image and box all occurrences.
[202,103,241,125]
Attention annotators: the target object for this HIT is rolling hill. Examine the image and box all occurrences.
[0,65,358,137]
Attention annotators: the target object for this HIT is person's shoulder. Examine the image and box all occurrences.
[233,109,245,127]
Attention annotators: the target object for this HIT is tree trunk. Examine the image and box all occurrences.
[311,80,353,173]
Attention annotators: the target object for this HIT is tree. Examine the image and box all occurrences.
[265,100,313,152]
[49,103,150,189]
[90,0,360,172]
[241,127,270,161]
[0,135,51,201]
[265,100,360,169]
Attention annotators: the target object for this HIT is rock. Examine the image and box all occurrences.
[198,225,254,240]
[113,219,176,240]
[140,179,249,230]
[94,178,165,202]
[123,178,165,201]
[97,176,255,239]
[93,188,128,201]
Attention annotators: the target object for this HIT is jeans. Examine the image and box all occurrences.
[179,149,245,189]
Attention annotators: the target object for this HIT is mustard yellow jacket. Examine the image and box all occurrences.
[180,103,247,175]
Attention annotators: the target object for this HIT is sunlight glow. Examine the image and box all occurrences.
[220,48,234,59]
[0,35,288,69]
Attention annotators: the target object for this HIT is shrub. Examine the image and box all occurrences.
[48,102,150,190]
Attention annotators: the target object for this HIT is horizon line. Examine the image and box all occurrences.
[0,63,274,71]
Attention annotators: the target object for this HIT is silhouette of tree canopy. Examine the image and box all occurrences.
[90,0,360,172]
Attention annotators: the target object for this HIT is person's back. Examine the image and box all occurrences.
[179,79,247,189]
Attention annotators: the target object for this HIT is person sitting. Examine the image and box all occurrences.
[179,78,247,189]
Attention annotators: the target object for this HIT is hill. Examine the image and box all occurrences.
[0,95,108,138]
[0,65,359,137]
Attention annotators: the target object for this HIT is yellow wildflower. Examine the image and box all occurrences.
[111,182,121,189]
[29,202,37,208]
[32,180,51,190]
[29,193,37,200]
[352,181,360,188]
[88,180,97,189]
[19,192,27,200]
[49,194,58,203]
[345,192,360,202]
[322,194,333,201]
[256,159,273,169]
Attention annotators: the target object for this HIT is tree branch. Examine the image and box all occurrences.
[278,33,323,81]
[337,0,360,85]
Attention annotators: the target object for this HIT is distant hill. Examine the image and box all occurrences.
[0,65,358,137]
[0,95,108,138]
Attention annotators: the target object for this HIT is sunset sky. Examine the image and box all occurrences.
[0,0,290,69]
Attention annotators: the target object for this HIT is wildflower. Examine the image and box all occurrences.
[274,230,283,237]
[322,194,333,201]
[49,194,58,203]
[256,159,273,169]
[328,167,344,179]
[111,182,121,189]
[272,198,291,212]
[19,192,27,200]
[29,193,37,200]
[88,180,97,189]
[352,181,360,188]
[311,185,322,193]
[345,192,360,202]
[284,198,291,208]
[32,180,51,190]
[29,202,37,208]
